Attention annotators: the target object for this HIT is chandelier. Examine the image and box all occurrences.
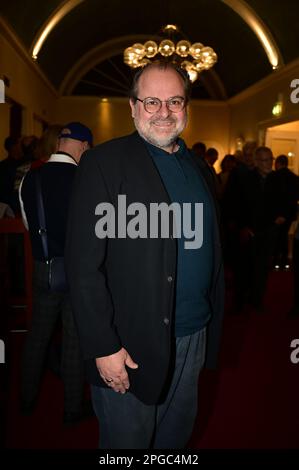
[123,25,217,82]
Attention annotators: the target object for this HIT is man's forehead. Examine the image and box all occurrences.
[138,67,185,93]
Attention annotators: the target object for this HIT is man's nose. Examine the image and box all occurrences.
[158,102,171,118]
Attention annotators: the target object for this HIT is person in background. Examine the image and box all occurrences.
[273,154,299,270]
[232,147,289,313]
[222,141,257,296]
[19,122,93,425]
[204,147,220,198]
[0,136,23,213]
[192,141,206,164]
[205,147,218,170]
[218,154,237,198]
[289,222,299,316]
[13,136,39,198]
[31,125,63,169]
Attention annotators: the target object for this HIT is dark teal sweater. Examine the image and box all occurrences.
[146,139,214,337]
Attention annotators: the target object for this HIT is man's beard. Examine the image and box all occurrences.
[134,115,187,151]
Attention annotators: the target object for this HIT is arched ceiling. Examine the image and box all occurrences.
[1,0,299,100]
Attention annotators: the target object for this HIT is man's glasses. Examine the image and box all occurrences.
[134,96,186,114]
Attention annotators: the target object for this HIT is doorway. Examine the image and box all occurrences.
[266,121,299,175]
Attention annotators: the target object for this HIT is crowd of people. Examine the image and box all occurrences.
[0,127,63,215]
[192,140,299,315]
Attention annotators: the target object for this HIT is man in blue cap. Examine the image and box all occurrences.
[19,122,93,425]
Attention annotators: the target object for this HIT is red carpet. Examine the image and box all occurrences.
[3,270,299,449]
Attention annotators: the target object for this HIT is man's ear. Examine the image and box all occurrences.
[82,141,89,152]
[129,98,136,118]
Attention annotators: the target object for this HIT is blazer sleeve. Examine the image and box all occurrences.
[65,149,121,360]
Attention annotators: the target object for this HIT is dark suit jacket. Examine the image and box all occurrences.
[66,132,224,405]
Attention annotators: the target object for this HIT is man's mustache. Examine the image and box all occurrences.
[150,118,176,125]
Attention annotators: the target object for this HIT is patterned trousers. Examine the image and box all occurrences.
[21,260,85,413]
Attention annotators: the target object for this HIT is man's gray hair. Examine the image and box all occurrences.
[129,61,192,103]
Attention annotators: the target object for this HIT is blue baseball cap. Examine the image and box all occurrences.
[59,122,93,146]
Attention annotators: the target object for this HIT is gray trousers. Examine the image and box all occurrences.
[91,328,206,449]
[21,260,85,413]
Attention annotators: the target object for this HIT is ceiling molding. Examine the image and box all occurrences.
[199,70,228,100]
[30,0,85,59]
[59,35,160,95]
[30,0,284,73]
[221,0,284,69]
[258,110,299,130]
[228,57,299,105]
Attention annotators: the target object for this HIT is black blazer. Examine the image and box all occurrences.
[66,132,224,405]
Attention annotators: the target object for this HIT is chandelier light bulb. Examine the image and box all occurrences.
[124,47,137,65]
[193,59,206,71]
[144,40,158,58]
[176,40,191,57]
[187,69,198,83]
[159,40,175,57]
[189,42,204,59]
[132,43,146,58]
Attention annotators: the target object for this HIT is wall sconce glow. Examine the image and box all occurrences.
[288,152,295,158]
[272,102,283,117]
[221,0,283,70]
[101,98,108,103]
[31,0,85,60]
[236,136,244,151]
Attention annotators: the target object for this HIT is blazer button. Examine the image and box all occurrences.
[167,276,173,282]
[163,318,170,325]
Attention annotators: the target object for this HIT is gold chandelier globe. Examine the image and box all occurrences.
[123,25,217,82]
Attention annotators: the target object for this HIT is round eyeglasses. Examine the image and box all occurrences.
[134,96,186,113]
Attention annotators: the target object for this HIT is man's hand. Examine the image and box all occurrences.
[95,348,138,394]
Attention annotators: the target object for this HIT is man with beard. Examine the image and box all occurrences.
[66,62,224,449]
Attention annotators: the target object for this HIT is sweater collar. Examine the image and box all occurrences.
[143,137,188,159]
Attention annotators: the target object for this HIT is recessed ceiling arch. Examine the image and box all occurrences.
[31,0,85,59]
[30,0,284,72]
